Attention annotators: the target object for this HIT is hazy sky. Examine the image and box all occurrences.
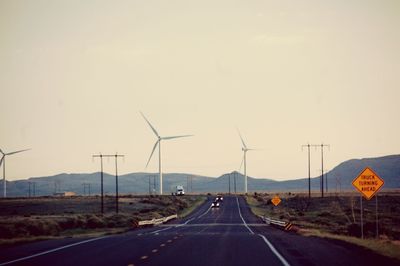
[1,0,399,181]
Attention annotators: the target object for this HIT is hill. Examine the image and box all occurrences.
[2,154,399,196]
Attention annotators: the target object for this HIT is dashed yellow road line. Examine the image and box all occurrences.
[140,256,148,260]
[152,249,158,253]
[167,240,172,243]
[160,243,166,247]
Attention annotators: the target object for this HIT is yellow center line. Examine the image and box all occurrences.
[140,256,148,260]
[152,249,158,253]
[160,243,166,247]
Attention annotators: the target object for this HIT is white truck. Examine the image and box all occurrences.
[175,185,185,196]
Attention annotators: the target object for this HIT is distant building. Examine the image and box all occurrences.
[53,191,76,197]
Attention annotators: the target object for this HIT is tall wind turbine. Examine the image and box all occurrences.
[0,148,30,197]
[141,112,193,195]
[238,130,255,194]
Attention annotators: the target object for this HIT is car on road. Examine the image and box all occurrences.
[211,200,220,208]
[216,195,223,202]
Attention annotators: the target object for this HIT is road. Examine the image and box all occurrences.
[0,196,398,266]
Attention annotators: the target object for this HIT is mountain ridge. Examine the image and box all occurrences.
[2,154,399,196]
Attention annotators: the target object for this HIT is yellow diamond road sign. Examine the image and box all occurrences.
[271,195,281,206]
[352,167,384,200]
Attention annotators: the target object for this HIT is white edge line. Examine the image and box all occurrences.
[258,234,291,266]
[197,205,211,219]
[0,236,108,266]
[236,197,254,234]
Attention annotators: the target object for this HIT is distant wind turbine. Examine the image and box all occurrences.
[0,148,30,197]
[141,112,193,195]
[237,130,257,194]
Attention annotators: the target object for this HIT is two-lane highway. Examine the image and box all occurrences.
[0,196,398,266]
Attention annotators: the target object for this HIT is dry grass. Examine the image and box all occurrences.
[0,195,205,246]
[245,192,400,260]
[300,228,400,261]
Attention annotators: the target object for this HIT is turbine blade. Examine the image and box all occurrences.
[145,141,159,168]
[162,135,194,140]
[237,129,247,149]
[0,155,4,167]
[5,149,31,156]
[239,153,244,172]
[0,149,4,155]
[140,112,159,138]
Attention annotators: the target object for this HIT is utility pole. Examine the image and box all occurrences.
[325,170,329,193]
[153,175,156,193]
[149,176,151,195]
[228,173,231,194]
[33,182,36,197]
[95,154,124,213]
[191,175,193,193]
[92,154,104,214]
[187,176,189,194]
[335,176,341,195]
[320,143,330,198]
[317,168,329,195]
[302,144,319,198]
[233,171,237,194]
[28,182,31,197]
[114,154,124,214]
[82,183,91,196]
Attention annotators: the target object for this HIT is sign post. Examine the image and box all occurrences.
[352,167,384,239]
[271,195,281,207]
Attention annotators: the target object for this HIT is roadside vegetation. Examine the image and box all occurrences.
[246,191,400,260]
[0,195,206,246]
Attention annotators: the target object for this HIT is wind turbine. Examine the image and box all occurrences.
[238,130,256,194]
[0,148,30,197]
[141,112,193,195]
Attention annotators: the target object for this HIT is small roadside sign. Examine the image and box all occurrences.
[352,167,384,200]
[271,195,281,206]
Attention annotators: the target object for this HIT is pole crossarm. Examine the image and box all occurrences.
[92,153,125,214]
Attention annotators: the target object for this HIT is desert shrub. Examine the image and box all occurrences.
[0,224,17,238]
[59,217,75,230]
[106,214,131,228]
[86,215,106,229]
[347,223,361,237]
[26,219,60,236]
[317,211,332,218]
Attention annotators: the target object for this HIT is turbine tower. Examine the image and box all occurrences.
[0,148,30,198]
[141,112,193,195]
[238,130,255,194]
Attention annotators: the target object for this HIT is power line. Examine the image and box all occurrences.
[302,143,330,198]
[93,153,125,213]
[228,173,231,194]
[92,154,105,214]
[82,183,91,196]
[319,144,330,198]
[302,144,319,198]
[317,168,329,194]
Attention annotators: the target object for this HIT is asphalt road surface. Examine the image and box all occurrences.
[0,196,398,266]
